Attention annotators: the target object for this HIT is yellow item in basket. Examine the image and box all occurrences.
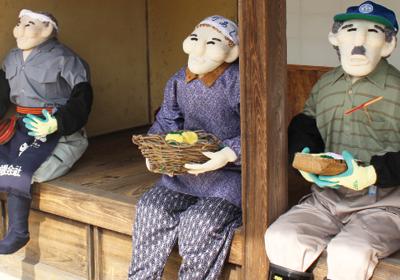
[181,131,198,144]
[165,131,198,144]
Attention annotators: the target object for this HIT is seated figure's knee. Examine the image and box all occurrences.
[265,221,303,258]
[327,237,375,267]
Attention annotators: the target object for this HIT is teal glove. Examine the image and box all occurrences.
[23,109,58,136]
[319,150,377,191]
[298,147,340,189]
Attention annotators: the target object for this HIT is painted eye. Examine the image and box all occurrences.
[368,29,378,33]
[191,38,198,41]
[207,41,215,45]
[347,28,357,32]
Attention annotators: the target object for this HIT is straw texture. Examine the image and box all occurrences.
[132,130,222,177]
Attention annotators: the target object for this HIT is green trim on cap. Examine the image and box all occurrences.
[334,14,394,30]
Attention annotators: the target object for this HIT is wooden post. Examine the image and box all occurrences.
[239,0,288,279]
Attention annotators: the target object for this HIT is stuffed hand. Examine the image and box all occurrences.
[319,150,377,191]
[145,158,151,171]
[23,109,58,136]
[184,147,237,175]
[298,147,340,189]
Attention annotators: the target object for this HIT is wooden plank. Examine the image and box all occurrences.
[0,253,86,280]
[11,209,88,278]
[228,226,243,265]
[287,64,335,72]
[94,227,102,280]
[286,65,333,207]
[86,225,95,280]
[239,0,287,279]
[287,65,334,123]
[30,181,137,236]
[100,229,132,280]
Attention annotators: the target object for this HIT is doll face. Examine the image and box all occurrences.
[183,26,237,76]
[13,15,51,51]
[328,19,396,77]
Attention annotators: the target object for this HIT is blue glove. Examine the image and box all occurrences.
[23,109,58,136]
[298,147,340,189]
[319,150,377,191]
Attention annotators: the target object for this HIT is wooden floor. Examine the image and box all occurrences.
[62,126,160,199]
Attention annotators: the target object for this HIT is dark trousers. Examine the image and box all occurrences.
[128,184,242,280]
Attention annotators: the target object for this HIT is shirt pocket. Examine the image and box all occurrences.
[365,120,393,143]
[25,66,60,99]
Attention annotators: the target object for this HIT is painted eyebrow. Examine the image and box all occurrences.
[374,25,385,33]
[341,24,354,30]
[28,21,35,25]
[212,38,222,42]
[190,34,197,37]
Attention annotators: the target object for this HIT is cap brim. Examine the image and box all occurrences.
[334,13,394,30]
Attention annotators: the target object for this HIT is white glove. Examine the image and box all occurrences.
[184,147,237,175]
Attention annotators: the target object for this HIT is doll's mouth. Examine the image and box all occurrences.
[16,36,28,43]
[190,56,205,64]
[348,55,369,66]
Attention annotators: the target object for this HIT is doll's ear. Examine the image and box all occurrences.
[381,36,396,57]
[41,23,54,38]
[328,31,339,46]
[225,45,239,63]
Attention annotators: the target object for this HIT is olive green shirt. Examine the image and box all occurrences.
[302,59,400,163]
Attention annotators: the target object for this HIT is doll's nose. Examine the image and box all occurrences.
[193,42,206,56]
[16,24,25,36]
[353,28,367,46]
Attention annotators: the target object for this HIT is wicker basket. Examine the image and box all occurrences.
[292,153,348,175]
[132,130,222,177]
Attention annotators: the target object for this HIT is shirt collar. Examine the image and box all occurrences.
[332,59,389,89]
[185,62,230,87]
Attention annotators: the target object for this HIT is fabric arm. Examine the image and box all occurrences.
[221,135,241,165]
[0,70,11,119]
[148,78,183,134]
[53,82,93,136]
[288,113,325,165]
[370,152,400,188]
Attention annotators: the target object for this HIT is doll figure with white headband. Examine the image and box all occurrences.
[128,15,241,279]
[0,9,92,254]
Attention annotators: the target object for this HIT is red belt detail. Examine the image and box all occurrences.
[17,106,52,115]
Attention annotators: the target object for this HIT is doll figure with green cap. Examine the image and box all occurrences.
[265,1,400,280]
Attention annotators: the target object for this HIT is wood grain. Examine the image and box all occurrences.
[12,209,88,278]
[100,229,132,280]
[239,0,287,279]
[286,65,334,207]
[0,253,86,280]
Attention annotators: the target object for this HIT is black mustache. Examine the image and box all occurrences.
[351,46,366,55]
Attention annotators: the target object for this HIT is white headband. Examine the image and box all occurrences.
[19,9,58,31]
[198,15,239,46]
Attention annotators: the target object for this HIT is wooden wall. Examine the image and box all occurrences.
[287,64,334,207]
[147,0,238,121]
[0,0,149,137]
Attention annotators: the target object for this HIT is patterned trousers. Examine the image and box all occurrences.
[128,183,242,280]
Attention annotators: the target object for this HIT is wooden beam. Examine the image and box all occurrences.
[239,0,288,279]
